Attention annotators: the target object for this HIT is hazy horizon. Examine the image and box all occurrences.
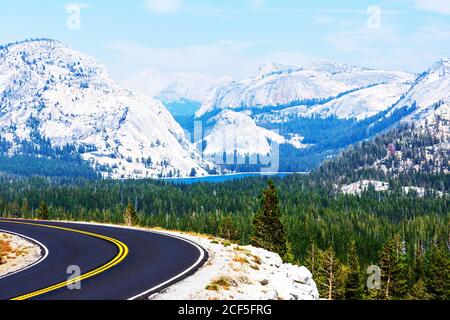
[2,0,450,81]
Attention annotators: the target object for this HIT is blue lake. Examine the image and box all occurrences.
[161,172,302,184]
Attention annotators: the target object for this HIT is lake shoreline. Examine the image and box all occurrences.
[159,172,307,184]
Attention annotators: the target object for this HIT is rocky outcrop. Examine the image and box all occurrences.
[151,231,319,300]
[250,247,319,300]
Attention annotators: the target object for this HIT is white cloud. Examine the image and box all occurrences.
[415,0,450,15]
[323,24,400,54]
[144,0,183,15]
[323,19,450,72]
[103,40,313,80]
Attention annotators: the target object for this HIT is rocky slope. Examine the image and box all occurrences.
[1,39,447,177]
[273,81,411,121]
[196,61,414,119]
[0,39,211,179]
[194,59,448,171]
[151,230,319,300]
[340,180,445,197]
[389,58,450,121]
[198,110,286,159]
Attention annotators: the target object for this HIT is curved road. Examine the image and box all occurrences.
[0,219,207,300]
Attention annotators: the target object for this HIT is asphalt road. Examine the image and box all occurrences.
[0,219,207,300]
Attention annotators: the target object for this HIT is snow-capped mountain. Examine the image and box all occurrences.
[388,58,450,122]
[272,81,411,121]
[1,39,447,177]
[0,39,211,179]
[198,110,285,159]
[123,70,216,104]
[196,61,415,119]
[198,109,310,163]
[191,59,450,173]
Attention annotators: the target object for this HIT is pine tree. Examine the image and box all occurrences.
[124,203,138,226]
[8,202,21,218]
[408,278,432,300]
[21,199,30,217]
[413,240,425,281]
[378,237,397,299]
[251,180,291,261]
[344,241,361,300]
[305,239,320,276]
[218,216,239,241]
[319,246,341,300]
[37,201,49,220]
[391,237,409,299]
[378,236,408,300]
[426,244,450,300]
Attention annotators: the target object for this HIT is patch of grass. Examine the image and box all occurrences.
[233,255,250,265]
[252,255,262,265]
[205,283,220,291]
[206,276,236,291]
[16,249,27,257]
[0,239,12,264]
[222,241,231,247]
[234,246,250,254]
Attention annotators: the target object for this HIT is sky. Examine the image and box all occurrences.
[1,0,450,80]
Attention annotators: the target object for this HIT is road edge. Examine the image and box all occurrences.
[3,219,210,300]
[128,229,209,300]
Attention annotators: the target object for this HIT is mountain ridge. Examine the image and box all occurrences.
[196,61,415,118]
[190,58,448,173]
[0,39,212,179]
[0,39,448,178]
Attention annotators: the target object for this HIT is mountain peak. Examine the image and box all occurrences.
[429,58,450,76]
[257,62,302,78]
[305,60,363,74]
[0,39,211,179]
[0,38,64,51]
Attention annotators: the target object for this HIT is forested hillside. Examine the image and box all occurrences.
[316,115,449,191]
[0,172,448,299]
[0,134,99,179]
[0,103,448,300]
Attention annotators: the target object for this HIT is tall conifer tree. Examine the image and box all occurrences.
[345,241,361,300]
[251,180,290,261]
[124,203,138,226]
[426,244,450,300]
[37,201,49,220]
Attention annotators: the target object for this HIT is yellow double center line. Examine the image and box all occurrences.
[0,220,129,300]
